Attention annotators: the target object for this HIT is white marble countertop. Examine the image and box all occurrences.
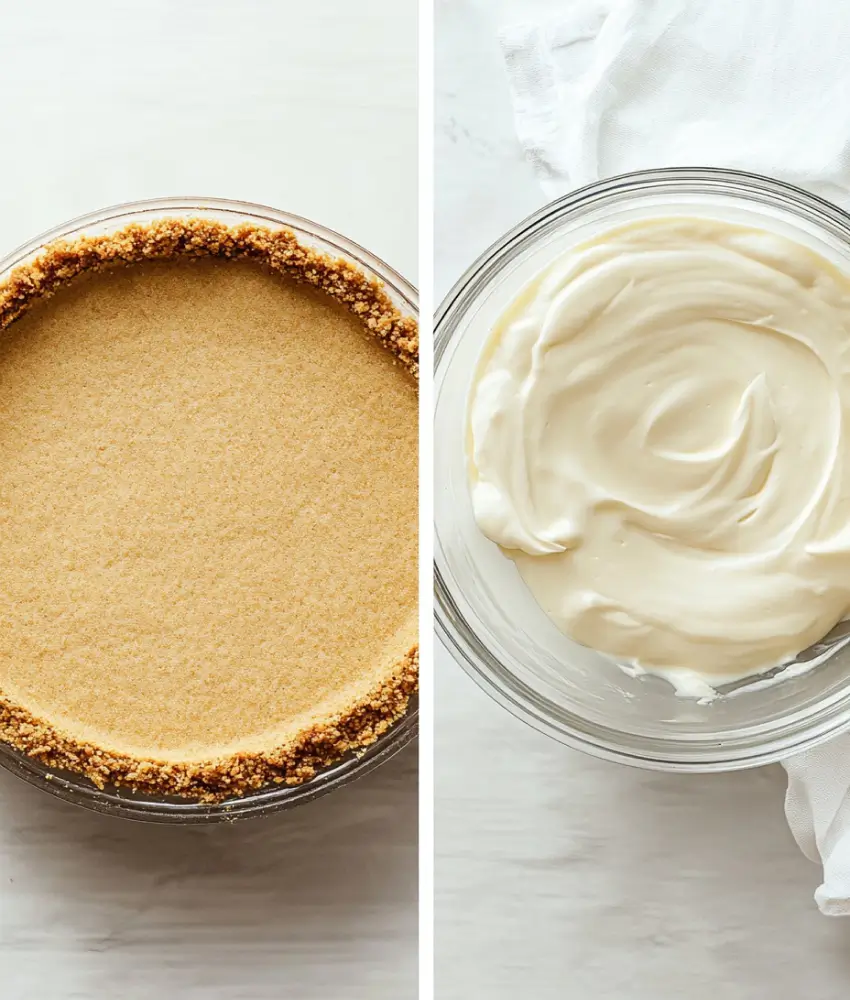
[0,4,417,997]
[435,2,850,996]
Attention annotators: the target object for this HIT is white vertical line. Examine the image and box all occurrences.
[418,0,435,996]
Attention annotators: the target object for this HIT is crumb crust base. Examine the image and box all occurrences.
[0,217,419,803]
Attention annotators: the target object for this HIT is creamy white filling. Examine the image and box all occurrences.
[468,218,850,681]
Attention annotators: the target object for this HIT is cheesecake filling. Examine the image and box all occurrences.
[469,217,850,682]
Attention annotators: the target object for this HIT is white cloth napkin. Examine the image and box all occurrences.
[498,0,850,915]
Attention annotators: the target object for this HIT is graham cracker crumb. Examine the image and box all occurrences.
[0,217,419,803]
[0,649,418,804]
[0,217,419,380]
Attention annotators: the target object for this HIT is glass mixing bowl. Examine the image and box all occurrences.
[435,166,850,772]
[0,196,418,821]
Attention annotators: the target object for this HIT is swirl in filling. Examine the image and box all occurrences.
[469,218,850,679]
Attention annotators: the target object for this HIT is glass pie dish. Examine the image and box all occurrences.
[435,167,850,772]
[0,196,418,822]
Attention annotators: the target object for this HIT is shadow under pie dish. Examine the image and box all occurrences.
[0,198,418,820]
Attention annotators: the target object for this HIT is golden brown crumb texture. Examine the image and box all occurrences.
[0,217,419,803]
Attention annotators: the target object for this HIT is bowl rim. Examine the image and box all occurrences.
[434,165,850,772]
[0,195,419,821]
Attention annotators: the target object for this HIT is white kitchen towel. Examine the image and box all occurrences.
[785,747,850,916]
[498,0,850,916]
[500,0,850,206]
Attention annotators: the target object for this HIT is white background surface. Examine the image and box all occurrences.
[435,2,850,997]
[0,3,417,998]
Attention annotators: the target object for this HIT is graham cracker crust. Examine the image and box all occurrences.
[0,217,419,803]
[0,649,418,803]
[0,217,419,379]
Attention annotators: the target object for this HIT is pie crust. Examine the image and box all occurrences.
[0,218,418,802]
